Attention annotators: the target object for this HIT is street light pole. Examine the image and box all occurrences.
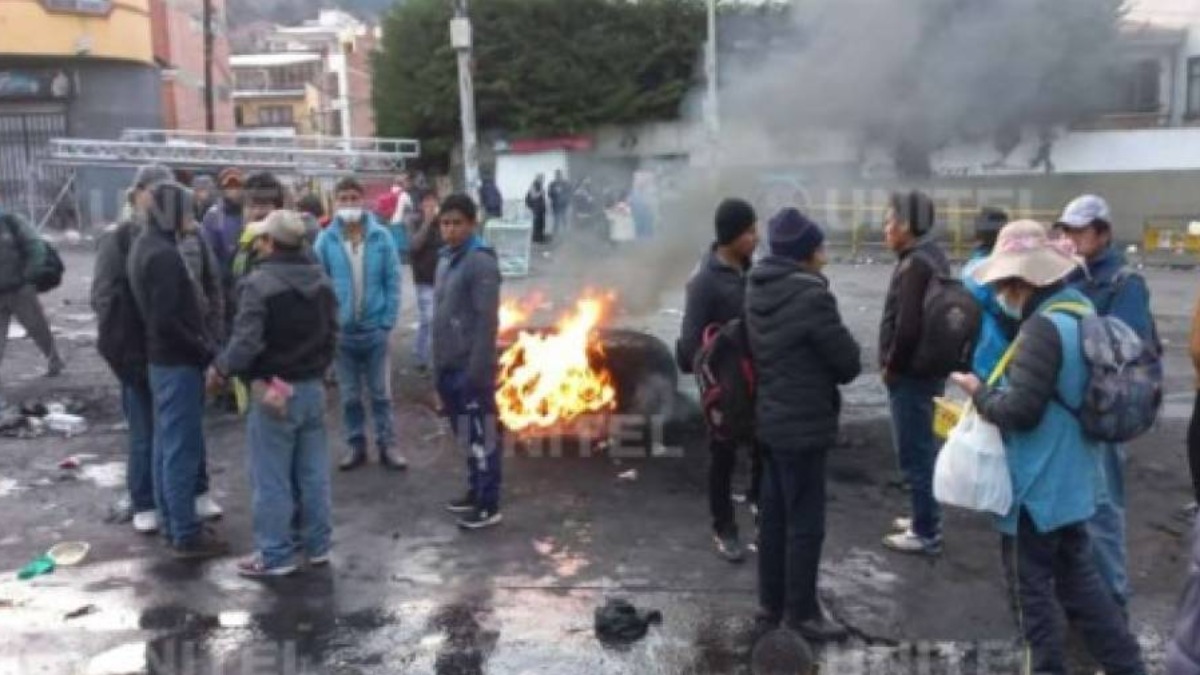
[203,0,215,131]
[450,0,481,203]
[704,0,719,140]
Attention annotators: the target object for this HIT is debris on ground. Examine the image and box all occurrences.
[44,412,87,436]
[17,554,56,580]
[48,542,90,567]
[617,469,638,482]
[594,598,662,646]
[63,604,98,621]
[58,456,81,470]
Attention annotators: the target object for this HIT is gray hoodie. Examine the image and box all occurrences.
[432,238,501,388]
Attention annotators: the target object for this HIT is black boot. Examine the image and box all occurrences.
[379,447,409,471]
[338,446,367,471]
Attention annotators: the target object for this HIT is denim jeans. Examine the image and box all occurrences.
[887,376,944,541]
[148,365,206,546]
[437,369,502,512]
[335,328,395,451]
[246,380,332,570]
[1088,443,1130,606]
[1004,510,1145,675]
[758,447,828,624]
[121,381,156,513]
[413,284,435,368]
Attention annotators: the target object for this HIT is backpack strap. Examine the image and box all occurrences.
[1040,301,1091,416]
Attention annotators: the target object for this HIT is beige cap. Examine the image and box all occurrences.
[261,209,306,247]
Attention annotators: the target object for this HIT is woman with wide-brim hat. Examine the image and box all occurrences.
[950,220,1146,675]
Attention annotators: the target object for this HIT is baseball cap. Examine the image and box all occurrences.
[130,164,174,191]
[1056,195,1111,229]
[262,210,306,247]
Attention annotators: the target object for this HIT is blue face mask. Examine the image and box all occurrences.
[996,293,1022,320]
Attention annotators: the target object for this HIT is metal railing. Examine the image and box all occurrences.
[119,128,420,159]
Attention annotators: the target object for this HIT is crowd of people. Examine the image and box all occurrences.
[675,190,1196,673]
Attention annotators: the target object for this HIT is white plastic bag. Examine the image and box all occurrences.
[933,409,1013,516]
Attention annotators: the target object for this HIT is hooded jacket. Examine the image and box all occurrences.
[972,286,1103,536]
[92,218,148,383]
[879,238,950,378]
[676,245,748,373]
[127,221,214,369]
[313,214,401,334]
[0,211,44,294]
[214,250,337,383]
[432,235,501,388]
[746,257,862,453]
[1068,246,1155,344]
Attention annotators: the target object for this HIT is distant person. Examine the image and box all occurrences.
[747,208,860,643]
[573,177,600,232]
[128,182,226,559]
[676,198,760,563]
[548,170,570,235]
[313,177,404,472]
[232,173,288,283]
[384,173,412,265]
[480,176,503,220]
[192,175,217,222]
[963,207,1017,378]
[208,210,337,578]
[952,219,1146,675]
[201,168,246,289]
[433,194,503,530]
[629,173,656,240]
[0,206,64,404]
[296,194,325,244]
[879,190,948,557]
[1054,194,1157,611]
[408,191,442,375]
[526,175,548,244]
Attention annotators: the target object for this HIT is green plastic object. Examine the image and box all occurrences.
[17,554,55,580]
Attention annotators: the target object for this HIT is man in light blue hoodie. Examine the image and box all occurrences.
[314,177,404,472]
[433,194,503,531]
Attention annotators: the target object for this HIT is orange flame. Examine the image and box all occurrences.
[497,293,618,433]
[499,292,546,334]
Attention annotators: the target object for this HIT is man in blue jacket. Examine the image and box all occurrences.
[314,177,404,472]
[962,207,1018,378]
[1055,194,1157,612]
[433,194,503,531]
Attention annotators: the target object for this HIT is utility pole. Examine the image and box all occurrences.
[450,0,480,203]
[203,0,215,131]
[705,0,720,141]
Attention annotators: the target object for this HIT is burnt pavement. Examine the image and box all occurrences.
[0,246,1194,674]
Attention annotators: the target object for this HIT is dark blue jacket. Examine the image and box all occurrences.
[1067,246,1154,344]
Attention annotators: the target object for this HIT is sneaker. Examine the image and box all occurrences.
[1177,503,1199,523]
[170,530,230,560]
[46,356,65,378]
[132,510,159,534]
[713,531,746,564]
[308,552,331,567]
[446,493,476,514]
[380,447,409,472]
[892,517,912,532]
[237,554,298,578]
[457,508,503,530]
[339,446,367,472]
[195,494,224,521]
[883,530,943,556]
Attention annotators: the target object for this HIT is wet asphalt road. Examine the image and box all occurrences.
[0,245,1196,674]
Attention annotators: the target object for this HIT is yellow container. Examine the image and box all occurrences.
[933,397,964,440]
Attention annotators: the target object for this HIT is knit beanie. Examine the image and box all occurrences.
[769,208,825,262]
[715,198,757,246]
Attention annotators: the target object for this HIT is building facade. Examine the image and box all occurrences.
[150,0,234,133]
[230,52,323,136]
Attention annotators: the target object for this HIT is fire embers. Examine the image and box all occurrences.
[496,293,619,435]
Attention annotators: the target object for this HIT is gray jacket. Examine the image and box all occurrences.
[178,230,225,342]
[676,244,748,373]
[432,239,501,388]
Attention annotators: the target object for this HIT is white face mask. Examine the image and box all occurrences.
[338,207,363,223]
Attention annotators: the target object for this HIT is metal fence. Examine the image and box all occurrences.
[0,110,75,229]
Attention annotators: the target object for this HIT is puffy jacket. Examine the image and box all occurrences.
[963,249,1018,378]
[127,226,215,369]
[879,238,950,378]
[746,257,862,453]
[313,215,401,334]
[0,211,44,294]
[432,235,501,389]
[1068,246,1155,344]
[972,286,1103,536]
[214,250,337,383]
[676,245,748,373]
[1168,517,1200,675]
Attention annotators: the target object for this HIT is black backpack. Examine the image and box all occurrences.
[693,318,757,444]
[3,213,63,294]
[909,252,983,377]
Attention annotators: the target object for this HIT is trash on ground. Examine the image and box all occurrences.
[594,598,662,645]
[48,542,90,566]
[45,412,87,436]
[64,604,98,621]
[17,554,56,580]
[617,469,638,482]
[58,456,81,470]
[6,324,26,340]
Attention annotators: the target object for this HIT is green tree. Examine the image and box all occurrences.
[373,0,706,169]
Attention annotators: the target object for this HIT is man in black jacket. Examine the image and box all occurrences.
[408,191,442,374]
[677,198,760,563]
[878,190,950,557]
[128,182,227,559]
[208,210,338,577]
[747,208,861,643]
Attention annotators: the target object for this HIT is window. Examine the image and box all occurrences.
[1107,58,1162,115]
[41,0,111,15]
[234,106,244,127]
[257,105,294,127]
[1188,58,1200,120]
